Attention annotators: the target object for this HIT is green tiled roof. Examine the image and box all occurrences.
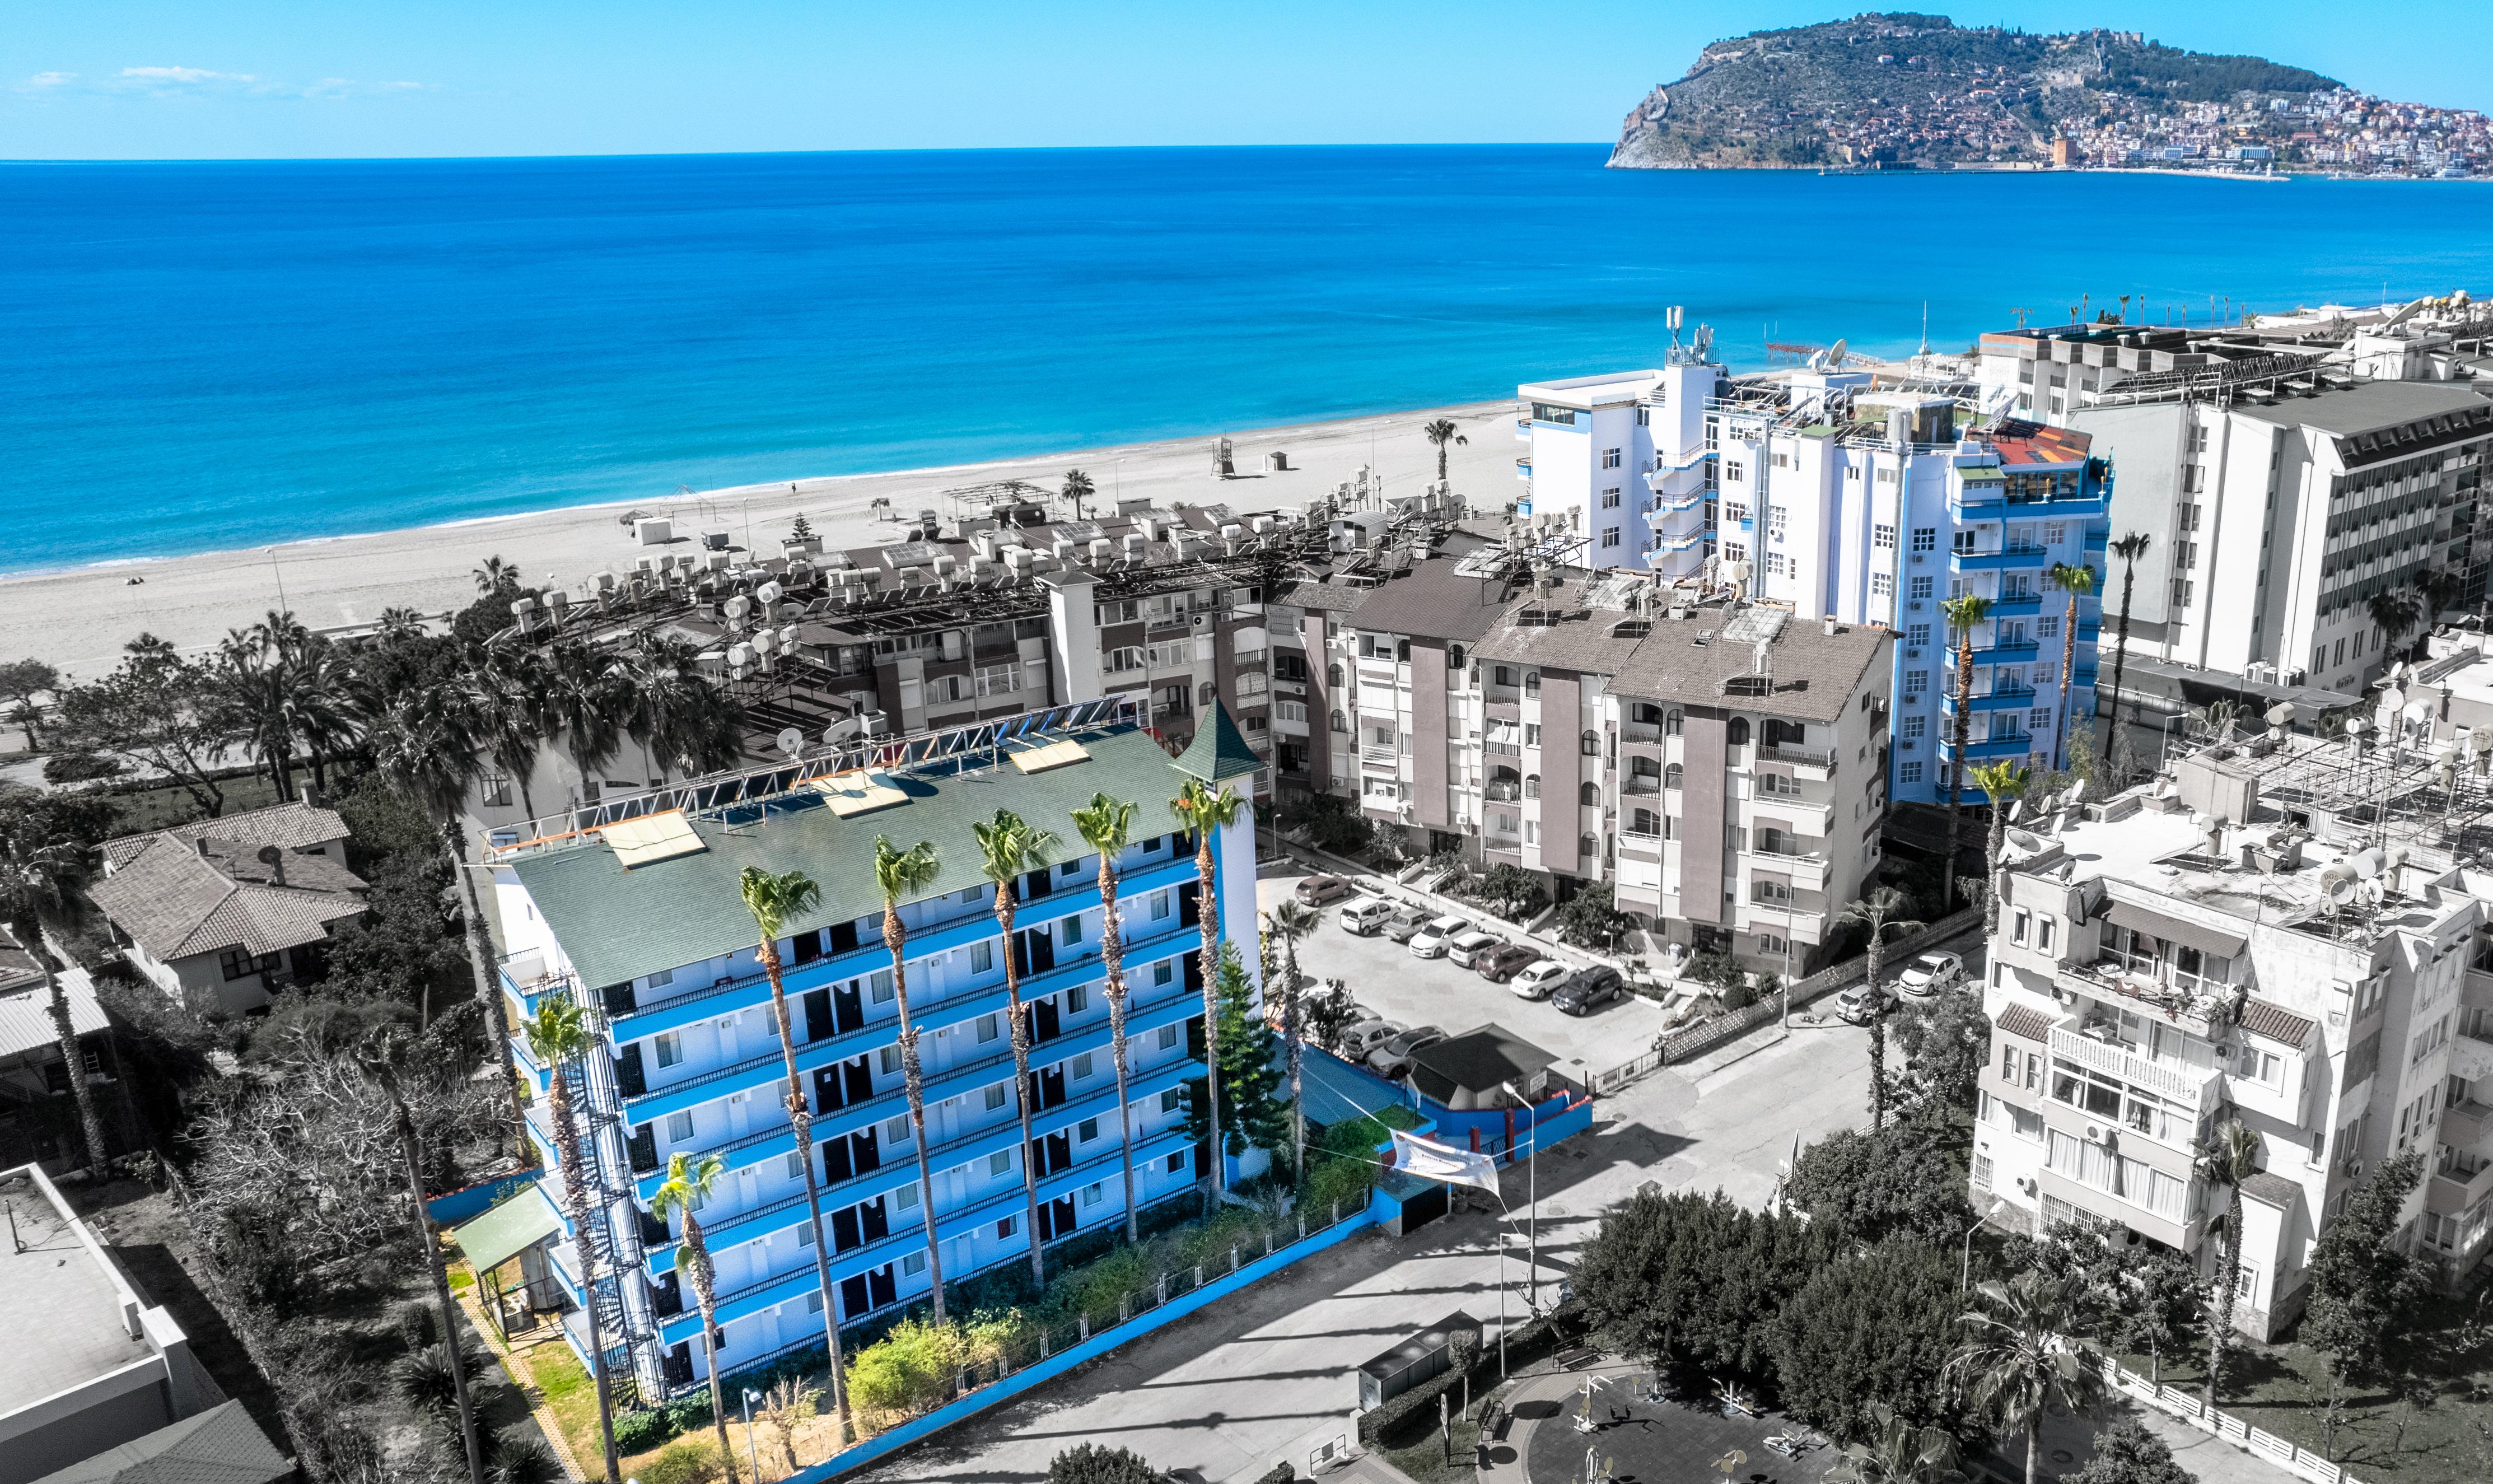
[1174,701,1262,785]
[511,726,1192,991]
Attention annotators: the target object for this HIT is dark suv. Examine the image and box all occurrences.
[1551,965,1627,1016]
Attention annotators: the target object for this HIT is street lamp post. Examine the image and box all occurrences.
[1960,1198,2003,1291]
[741,1388,760,1483]
[264,546,287,613]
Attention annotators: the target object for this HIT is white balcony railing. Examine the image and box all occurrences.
[2050,1026,2220,1107]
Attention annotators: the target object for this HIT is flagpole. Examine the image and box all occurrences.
[1506,1081,1538,1314]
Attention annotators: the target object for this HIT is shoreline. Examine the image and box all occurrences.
[0,398,1523,676]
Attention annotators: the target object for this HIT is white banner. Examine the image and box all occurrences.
[1389,1129,1500,1193]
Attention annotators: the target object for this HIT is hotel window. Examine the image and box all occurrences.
[1067,983,1087,1014]
[1878,468,1899,486]
[978,1012,1000,1042]
[1082,1182,1104,1207]
[1901,715,1925,741]
[1903,670,1929,697]
[1152,889,1172,920]
[1911,527,1936,552]
[1901,760,1924,784]
[1600,528,1621,549]
[1847,464,1863,482]
[879,1046,902,1075]
[904,1251,927,1276]
[1072,1051,1094,1081]
[1768,507,1788,542]
[988,1151,1013,1177]
[1157,1023,1179,1049]
[1167,1151,1187,1173]
[1874,524,1897,549]
[2000,1044,2018,1080]
[1972,1154,1994,1191]
[1725,460,1746,483]
[1907,623,1931,649]
[1910,575,1933,600]
[885,1116,909,1145]
[996,1215,1017,1239]
[1601,488,1622,509]
[971,941,993,973]
[480,773,513,807]
[1154,961,1175,987]
[2044,522,2067,545]
[985,1083,1007,1110]
[1077,1117,1099,1143]
[654,1032,683,1069]
[2028,707,2052,731]
[2013,909,2030,944]
[1160,1087,1184,1114]
[1722,543,1748,563]
[1871,573,1894,598]
[2038,615,2060,639]
[1603,447,1622,469]
[871,969,894,1005]
[667,1110,695,1142]
[1060,914,1084,945]
[895,1181,918,1209]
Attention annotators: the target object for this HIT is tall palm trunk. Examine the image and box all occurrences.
[381,1067,485,1484]
[42,956,110,1176]
[547,1067,622,1484]
[1098,854,1140,1243]
[1943,639,1977,912]
[757,937,850,1444]
[1986,803,2010,934]
[1865,931,1888,1132]
[2206,1186,2244,1408]
[995,885,1048,1286]
[443,818,533,1156]
[882,907,948,1320]
[1282,935,1305,1179]
[2024,1412,2041,1484]
[1193,828,1224,1211]
[2055,597,2081,773]
[679,1212,738,1482]
[2102,559,2138,764]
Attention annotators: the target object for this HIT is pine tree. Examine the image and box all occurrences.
[790,511,816,544]
[1182,941,1288,1164]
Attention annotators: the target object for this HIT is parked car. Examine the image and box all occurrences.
[1368,1025,1448,1080]
[1338,896,1399,935]
[1445,928,1505,970]
[1337,1019,1400,1059]
[1408,916,1472,958]
[1381,904,1434,943]
[1552,965,1627,1016]
[1508,959,1573,999]
[1833,983,1896,1024]
[1896,951,1965,997]
[1294,874,1357,907]
[1477,943,1543,982]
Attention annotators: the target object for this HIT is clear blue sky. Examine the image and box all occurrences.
[7,2,2489,160]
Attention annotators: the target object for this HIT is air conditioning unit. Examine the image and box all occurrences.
[2343,1156,2364,1178]
[1192,614,1210,629]
[2018,1177,2038,1194]
[2086,1124,2104,1142]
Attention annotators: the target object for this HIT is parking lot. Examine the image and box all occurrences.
[1256,862,1672,1087]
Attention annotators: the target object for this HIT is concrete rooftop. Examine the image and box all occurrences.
[0,1167,151,1417]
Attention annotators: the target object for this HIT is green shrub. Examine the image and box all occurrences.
[845,1312,1019,1436]
[1047,1441,1163,1483]
[633,1438,723,1484]
[609,1408,673,1454]
[1254,1466,1297,1484]
[1722,979,1757,1012]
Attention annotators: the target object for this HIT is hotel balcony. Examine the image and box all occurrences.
[1941,683,2039,715]
[1514,418,1531,442]
[1961,734,2037,760]
[608,914,1206,1131]
[1752,796,1833,836]
[2053,959,2229,1040]
[2444,1099,2493,1152]
[1516,459,1533,481]
[1984,595,2045,617]
[1740,847,1828,894]
[1738,902,1825,945]
[1642,448,1716,486]
[1950,542,2051,573]
[2048,1024,2223,1110]
[1970,638,2042,664]
[1757,743,1836,780]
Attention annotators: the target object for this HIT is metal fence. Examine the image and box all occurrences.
[1593,906,1986,1089]
[2102,1359,2369,1484]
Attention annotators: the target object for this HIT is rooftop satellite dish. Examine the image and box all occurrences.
[824,718,862,746]
[2406,701,2431,726]
[2006,828,2047,853]
[2380,686,2407,713]
[775,727,804,758]
[724,595,751,620]
[1826,337,1850,370]
[255,844,284,866]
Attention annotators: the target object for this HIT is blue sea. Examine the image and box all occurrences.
[8,145,2493,576]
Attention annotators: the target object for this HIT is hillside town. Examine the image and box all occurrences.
[11,287,2493,1484]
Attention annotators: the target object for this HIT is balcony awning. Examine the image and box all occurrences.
[2104,900,2246,961]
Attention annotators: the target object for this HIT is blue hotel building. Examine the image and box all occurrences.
[487,713,1263,1397]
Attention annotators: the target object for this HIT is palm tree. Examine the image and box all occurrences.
[2365,588,2425,669]
[1168,778,1247,1210]
[1836,888,1920,1132]
[540,636,628,810]
[2418,565,2467,633]
[972,809,1061,1286]
[2197,1117,2263,1408]
[468,643,548,820]
[1422,418,1469,484]
[623,636,738,785]
[1061,469,1096,520]
[2099,534,2150,778]
[1262,900,1322,1179]
[519,998,623,1484]
[650,1152,739,1482]
[474,555,520,596]
[871,836,950,1317]
[1068,792,1144,1241]
[1827,1402,1965,1484]
[0,790,111,1177]
[1938,593,1992,914]
[365,1043,487,1484]
[372,690,533,1147]
[1968,760,2032,934]
[736,867,851,1444]
[2044,562,2097,772]
[376,606,431,645]
[1949,1269,2108,1484]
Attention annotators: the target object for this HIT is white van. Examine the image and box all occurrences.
[1339,895,1398,935]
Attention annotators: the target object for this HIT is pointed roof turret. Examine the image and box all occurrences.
[1173,699,1262,785]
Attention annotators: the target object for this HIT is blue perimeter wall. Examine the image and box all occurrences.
[427,1168,544,1225]
[797,1202,1381,1480]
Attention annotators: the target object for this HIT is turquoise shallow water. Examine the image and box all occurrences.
[7,145,2493,575]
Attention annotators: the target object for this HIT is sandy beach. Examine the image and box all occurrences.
[0,400,1524,676]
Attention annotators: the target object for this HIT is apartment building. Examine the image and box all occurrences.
[2071,380,2493,692]
[485,710,1260,1395]
[1975,724,2493,1336]
[1515,362,1725,579]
